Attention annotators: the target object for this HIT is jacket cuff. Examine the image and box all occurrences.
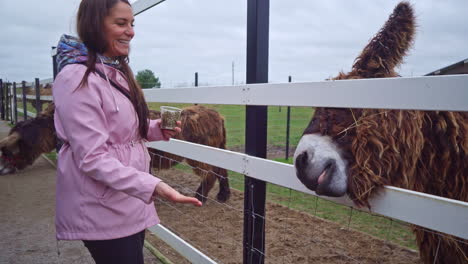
[142,176,162,204]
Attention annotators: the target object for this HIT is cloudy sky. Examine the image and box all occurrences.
[0,0,466,87]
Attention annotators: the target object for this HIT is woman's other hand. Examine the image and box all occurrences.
[161,121,181,140]
[154,182,202,207]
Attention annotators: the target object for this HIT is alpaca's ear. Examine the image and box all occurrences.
[0,132,20,149]
[38,102,55,117]
[351,2,415,78]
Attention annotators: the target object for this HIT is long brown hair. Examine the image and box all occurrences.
[76,0,149,139]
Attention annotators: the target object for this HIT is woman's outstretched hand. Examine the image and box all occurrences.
[154,182,202,207]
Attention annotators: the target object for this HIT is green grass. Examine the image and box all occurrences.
[44,151,57,162]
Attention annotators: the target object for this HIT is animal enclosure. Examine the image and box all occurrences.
[0,0,467,263]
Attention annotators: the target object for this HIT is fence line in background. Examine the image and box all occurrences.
[0,78,53,121]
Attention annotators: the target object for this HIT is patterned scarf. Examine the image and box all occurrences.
[56,34,121,73]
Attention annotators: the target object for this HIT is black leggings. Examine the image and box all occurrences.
[83,230,146,264]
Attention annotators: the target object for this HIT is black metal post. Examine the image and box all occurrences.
[52,47,63,153]
[243,0,269,263]
[22,81,27,120]
[13,82,17,124]
[194,72,199,105]
[35,78,42,113]
[52,46,58,79]
[0,79,3,120]
[285,76,292,160]
[6,82,10,121]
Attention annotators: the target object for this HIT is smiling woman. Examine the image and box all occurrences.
[52,1,202,264]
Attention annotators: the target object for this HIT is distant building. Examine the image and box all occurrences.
[425,58,468,76]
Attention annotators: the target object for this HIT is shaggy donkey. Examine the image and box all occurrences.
[0,103,230,203]
[293,2,467,264]
[148,105,231,203]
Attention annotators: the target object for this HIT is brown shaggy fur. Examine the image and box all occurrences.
[148,105,231,203]
[0,103,56,172]
[302,2,467,263]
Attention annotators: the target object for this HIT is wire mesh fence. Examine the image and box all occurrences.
[146,142,465,263]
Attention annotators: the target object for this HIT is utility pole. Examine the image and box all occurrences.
[232,61,235,85]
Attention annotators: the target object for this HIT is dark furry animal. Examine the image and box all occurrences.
[293,2,467,264]
[0,103,56,174]
[0,103,230,203]
[148,105,231,203]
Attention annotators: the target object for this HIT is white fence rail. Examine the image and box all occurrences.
[17,108,36,118]
[148,224,217,264]
[23,95,53,101]
[143,74,468,111]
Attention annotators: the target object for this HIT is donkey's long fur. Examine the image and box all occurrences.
[297,2,467,263]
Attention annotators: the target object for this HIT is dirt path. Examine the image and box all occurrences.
[0,120,160,264]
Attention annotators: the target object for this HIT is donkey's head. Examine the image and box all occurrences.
[293,2,415,198]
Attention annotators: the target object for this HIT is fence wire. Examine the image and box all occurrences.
[146,149,462,264]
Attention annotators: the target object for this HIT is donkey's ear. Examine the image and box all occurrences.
[351,1,415,78]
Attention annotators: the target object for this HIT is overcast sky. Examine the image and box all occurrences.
[0,0,466,87]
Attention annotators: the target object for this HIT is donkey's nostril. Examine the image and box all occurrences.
[295,151,309,170]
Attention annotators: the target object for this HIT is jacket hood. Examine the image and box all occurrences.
[56,35,88,74]
[56,34,121,74]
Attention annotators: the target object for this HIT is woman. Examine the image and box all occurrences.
[53,0,201,263]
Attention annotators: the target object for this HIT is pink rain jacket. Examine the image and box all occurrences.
[53,63,164,240]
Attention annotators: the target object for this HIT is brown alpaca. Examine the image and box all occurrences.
[293,2,467,264]
[148,105,231,203]
[0,103,230,203]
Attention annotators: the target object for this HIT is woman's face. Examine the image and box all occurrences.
[103,1,134,57]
